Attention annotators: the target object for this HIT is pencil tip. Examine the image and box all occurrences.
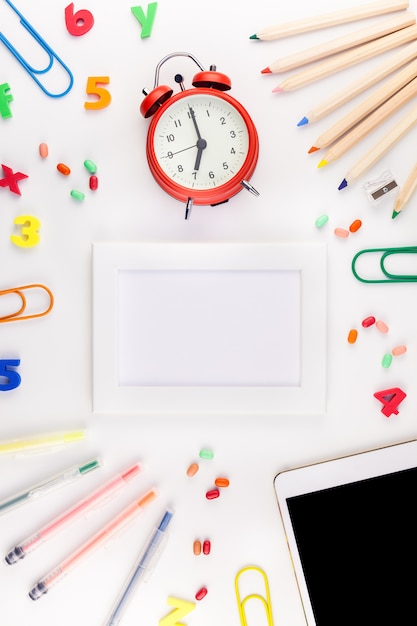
[272,85,283,93]
[317,159,328,169]
[249,34,259,40]
[308,146,319,154]
[261,67,271,74]
[297,116,309,127]
[338,179,348,190]
[391,210,400,219]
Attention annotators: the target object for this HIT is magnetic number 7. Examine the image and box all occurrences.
[0,359,21,391]
[84,76,111,109]
[374,387,406,417]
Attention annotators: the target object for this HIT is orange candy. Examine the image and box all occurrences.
[57,163,71,175]
[214,477,230,488]
[347,329,358,344]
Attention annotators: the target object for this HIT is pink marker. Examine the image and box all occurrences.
[5,462,143,565]
[28,487,158,600]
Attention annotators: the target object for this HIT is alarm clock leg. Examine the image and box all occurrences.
[241,180,260,196]
[185,198,193,220]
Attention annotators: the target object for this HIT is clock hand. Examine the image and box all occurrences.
[161,144,197,158]
[189,106,207,171]
[189,105,202,141]
[194,138,207,171]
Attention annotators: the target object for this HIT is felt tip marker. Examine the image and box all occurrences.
[0,458,101,516]
[105,508,174,626]
[5,462,142,564]
[0,430,86,456]
[28,488,158,600]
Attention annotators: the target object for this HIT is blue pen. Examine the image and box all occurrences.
[105,508,174,626]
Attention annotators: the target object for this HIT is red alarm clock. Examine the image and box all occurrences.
[140,52,259,219]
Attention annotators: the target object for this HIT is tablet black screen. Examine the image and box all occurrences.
[287,466,417,625]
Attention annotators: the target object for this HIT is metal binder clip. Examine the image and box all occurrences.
[351,246,417,283]
[0,0,73,98]
[0,284,54,322]
[235,565,274,626]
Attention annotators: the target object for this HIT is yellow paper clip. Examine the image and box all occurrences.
[0,283,54,322]
[0,0,73,98]
[352,246,417,283]
[235,565,274,626]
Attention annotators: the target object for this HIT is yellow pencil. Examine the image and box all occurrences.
[273,24,417,93]
[298,39,417,125]
[392,161,417,216]
[338,102,417,189]
[309,57,417,152]
[251,0,409,40]
[318,77,417,167]
[262,13,415,74]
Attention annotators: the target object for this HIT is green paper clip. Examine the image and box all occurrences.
[352,246,417,283]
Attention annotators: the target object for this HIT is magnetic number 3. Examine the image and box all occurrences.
[11,215,41,247]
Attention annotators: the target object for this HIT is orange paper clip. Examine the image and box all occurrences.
[0,284,54,322]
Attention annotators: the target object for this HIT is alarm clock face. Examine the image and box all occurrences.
[147,89,258,205]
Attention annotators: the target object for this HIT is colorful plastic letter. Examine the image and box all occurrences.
[131,2,158,38]
[11,216,41,248]
[65,3,94,36]
[84,76,111,109]
[0,164,28,195]
[374,387,406,417]
[159,596,196,626]
[0,359,21,391]
[0,83,13,118]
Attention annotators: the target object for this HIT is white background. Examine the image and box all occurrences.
[0,0,416,624]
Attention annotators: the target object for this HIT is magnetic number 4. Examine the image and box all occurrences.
[374,387,406,417]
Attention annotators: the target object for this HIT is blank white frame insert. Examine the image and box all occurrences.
[92,242,327,415]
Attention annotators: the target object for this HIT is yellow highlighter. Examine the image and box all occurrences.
[0,430,86,456]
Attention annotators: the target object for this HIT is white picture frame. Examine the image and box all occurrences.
[92,242,327,415]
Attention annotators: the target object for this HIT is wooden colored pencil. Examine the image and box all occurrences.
[251,0,409,40]
[317,77,417,167]
[338,102,417,189]
[392,161,417,216]
[262,13,415,74]
[297,39,417,125]
[309,57,417,152]
[273,24,417,93]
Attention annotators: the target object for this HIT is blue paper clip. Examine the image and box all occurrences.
[0,0,73,97]
[352,246,417,283]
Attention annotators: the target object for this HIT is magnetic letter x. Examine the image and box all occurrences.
[0,164,28,195]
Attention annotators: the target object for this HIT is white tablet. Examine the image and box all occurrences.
[273,439,417,625]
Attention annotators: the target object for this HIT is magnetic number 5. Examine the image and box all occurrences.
[11,215,41,247]
[0,359,21,391]
[85,76,111,109]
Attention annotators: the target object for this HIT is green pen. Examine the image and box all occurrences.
[0,458,101,515]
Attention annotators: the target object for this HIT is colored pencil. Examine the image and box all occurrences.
[250,0,409,40]
[262,13,415,74]
[297,39,417,125]
[309,57,417,152]
[392,161,417,216]
[273,24,417,93]
[317,77,417,167]
[338,102,417,189]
